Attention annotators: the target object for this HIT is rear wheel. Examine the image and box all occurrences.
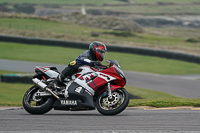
[96,88,129,115]
[22,85,55,114]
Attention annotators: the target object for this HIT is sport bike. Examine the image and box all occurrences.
[22,60,129,115]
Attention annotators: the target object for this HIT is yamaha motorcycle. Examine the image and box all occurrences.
[22,60,129,115]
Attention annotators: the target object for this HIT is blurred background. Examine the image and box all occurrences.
[0,0,200,55]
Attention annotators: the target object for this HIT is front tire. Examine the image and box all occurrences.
[96,88,129,115]
[22,85,55,114]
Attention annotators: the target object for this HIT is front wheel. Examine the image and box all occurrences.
[22,85,55,114]
[96,88,129,115]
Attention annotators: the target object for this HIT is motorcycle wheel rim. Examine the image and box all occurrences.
[26,87,50,107]
[99,89,125,110]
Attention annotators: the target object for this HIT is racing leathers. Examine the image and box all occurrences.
[56,50,101,83]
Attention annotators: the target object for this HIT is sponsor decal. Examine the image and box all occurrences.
[74,76,96,95]
[35,66,50,72]
[70,61,76,66]
[60,100,77,105]
[75,87,83,93]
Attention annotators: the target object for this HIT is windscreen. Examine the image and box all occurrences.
[105,60,121,68]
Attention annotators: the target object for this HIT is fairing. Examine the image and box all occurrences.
[35,66,59,78]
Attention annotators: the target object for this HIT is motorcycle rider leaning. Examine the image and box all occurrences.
[49,41,107,90]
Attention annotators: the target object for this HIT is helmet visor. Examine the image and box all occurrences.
[98,50,106,59]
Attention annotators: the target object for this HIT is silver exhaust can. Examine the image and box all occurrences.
[32,78,59,99]
[32,78,47,89]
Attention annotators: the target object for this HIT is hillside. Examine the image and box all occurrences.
[52,13,143,32]
[0,0,200,55]
[0,14,200,56]
[0,0,200,29]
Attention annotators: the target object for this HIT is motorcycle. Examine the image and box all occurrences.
[22,60,129,115]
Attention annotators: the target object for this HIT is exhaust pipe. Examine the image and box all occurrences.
[32,78,59,99]
[32,78,47,89]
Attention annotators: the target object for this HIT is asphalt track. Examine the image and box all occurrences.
[1,59,200,98]
[1,108,200,132]
[1,60,200,133]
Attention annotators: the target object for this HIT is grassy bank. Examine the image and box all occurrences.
[0,17,197,47]
[0,17,200,55]
[0,83,31,106]
[126,86,200,107]
[1,0,200,15]
[1,0,200,5]
[128,99,200,108]
[0,0,123,5]
[1,41,200,75]
[1,0,200,19]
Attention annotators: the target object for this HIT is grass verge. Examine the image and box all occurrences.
[0,82,31,106]
[0,16,200,55]
[0,70,25,75]
[126,86,200,107]
[1,0,200,16]
[1,82,200,108]
[1,41,200,75]
[128,99,200,108]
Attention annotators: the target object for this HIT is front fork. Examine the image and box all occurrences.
[107,82,112,99]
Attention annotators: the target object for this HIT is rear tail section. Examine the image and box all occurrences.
[35,66,59,78]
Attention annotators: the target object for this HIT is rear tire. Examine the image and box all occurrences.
[22,85,55,114]
[96,88,129,115]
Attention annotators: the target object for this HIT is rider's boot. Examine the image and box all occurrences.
[48,65,76,91]
[48,74,70,91]
[48,78,63,91]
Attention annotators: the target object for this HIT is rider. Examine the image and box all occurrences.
[49,41,107,90]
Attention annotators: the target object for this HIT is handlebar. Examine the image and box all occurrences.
[94,64,107,70]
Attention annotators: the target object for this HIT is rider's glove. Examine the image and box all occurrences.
[90,61,102,66]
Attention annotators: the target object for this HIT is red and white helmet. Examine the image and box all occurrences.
[89,41,107,62]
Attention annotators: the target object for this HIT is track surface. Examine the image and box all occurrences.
[1,59,200,98]
[1,59,200,133]
[1,108,200,132]
[125,71,200,98]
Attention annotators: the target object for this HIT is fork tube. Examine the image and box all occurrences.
[107,82,112,99]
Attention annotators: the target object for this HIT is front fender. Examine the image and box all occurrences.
[110,85,124,91]
[94,85,125,102]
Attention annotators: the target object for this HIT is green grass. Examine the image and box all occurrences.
[0,0,124,6]
[1,41,200,75]
[0,82,31,106]
[0,17,199,51]
[1,82,200,107]
[128,99,200,108]
[0,17,105,37]
[126,86,200,108]
[1,0,200,16]
[126,86,180,99]
[0,70,25,75]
